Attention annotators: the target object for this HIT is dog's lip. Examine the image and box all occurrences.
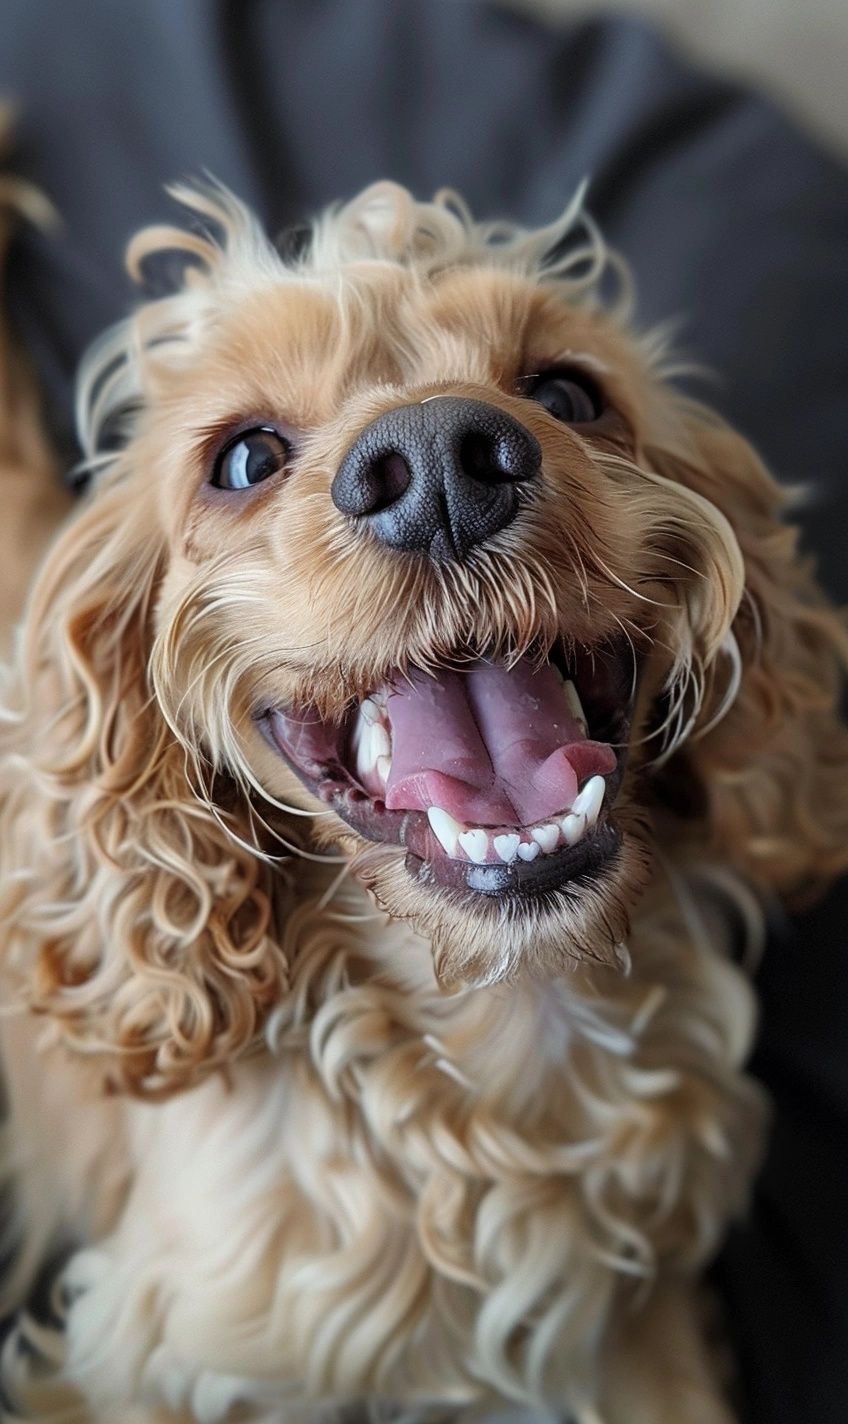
[257,639,634,898]
[405,819,622,898]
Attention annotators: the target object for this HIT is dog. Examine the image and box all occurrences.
[0,174,846,1424]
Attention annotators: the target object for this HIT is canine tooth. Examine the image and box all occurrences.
[530,822,560,854]
[371,723,391,759]
[517,841,541,862]
[427,806,463,857]
[375,755,392,786]
[356,722,390,780]
[560,812,586,846]
[493,833,520,863]
[458,828,489,864]
[563,678,587,729]
[359,697,381,725]
[571,774,605,826]
[355,737,374,778]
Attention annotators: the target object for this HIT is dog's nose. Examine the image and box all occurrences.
[331,397,541,559]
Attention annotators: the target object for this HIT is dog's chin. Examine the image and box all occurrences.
[337,809,650,986]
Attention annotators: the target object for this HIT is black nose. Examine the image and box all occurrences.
[331,397,541,559]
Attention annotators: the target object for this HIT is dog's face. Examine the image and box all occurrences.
[9,181,847,1092]
[127,184,748,984]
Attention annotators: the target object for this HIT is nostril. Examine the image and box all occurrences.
[367,452,411,512]
[331,448,412,517]
[458,425,541,487]
[458,431,502,485]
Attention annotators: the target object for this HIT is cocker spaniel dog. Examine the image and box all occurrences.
[0,174,846,1424]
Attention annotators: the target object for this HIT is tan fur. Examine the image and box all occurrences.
[0,177,845,1422]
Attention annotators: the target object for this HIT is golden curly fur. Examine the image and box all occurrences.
[0,172,846,1424]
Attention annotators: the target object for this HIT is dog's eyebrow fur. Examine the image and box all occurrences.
[77,179,620,476]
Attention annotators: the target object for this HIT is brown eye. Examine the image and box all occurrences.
[526,369,603,424]
[211,427,289,490]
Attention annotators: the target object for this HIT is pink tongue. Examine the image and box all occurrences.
[384,660,616,826]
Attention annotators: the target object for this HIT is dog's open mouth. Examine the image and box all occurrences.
[260,641,634,898]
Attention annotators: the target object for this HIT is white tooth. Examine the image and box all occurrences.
[571,774,605,826]
[360,697,381,725]
[493,833,520,863]
[560,812,586,846]
[530,822,560,854]
[356,735,375,778]
[427,806,463,857]
[371,723,391,759]
[351,703,369,744]
[563,678,587,729]
[375,755,391,786]
[459,828,490,864]
[517,841,541,861]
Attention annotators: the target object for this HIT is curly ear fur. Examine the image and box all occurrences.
[645,403,848,901]
[0,186,299,1096]
[0,469,288,1098]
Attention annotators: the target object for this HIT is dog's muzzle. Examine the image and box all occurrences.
[331,396,541,559]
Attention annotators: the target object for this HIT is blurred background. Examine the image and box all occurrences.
[1,3,847,1423]
[515,0,848,158]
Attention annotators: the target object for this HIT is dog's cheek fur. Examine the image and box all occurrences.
[646,411,848,899]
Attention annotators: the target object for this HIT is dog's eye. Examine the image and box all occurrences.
[525,369,602,424]
[211,428,289,490]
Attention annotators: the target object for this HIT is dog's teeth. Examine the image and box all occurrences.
[375,755,391,786]
[560,811,585,846]
[530,822,560,854]
[355,721,391,782]
[517,840,541,861]
[427,806,463,857]
[355,735,373,779]
[493,833,520,864]
[371,723,391,760]
[562,678,588,730]
[458,828,489,864]
[571,774,605,826]
[359,697,381,726]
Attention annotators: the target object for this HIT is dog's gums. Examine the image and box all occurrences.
[260,638,632,897]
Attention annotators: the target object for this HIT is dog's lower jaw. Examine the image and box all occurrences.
[333,802,651,990]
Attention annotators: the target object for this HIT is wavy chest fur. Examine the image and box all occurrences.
[9,872,762,1421]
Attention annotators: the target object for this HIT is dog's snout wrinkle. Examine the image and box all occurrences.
[331,397,541,559]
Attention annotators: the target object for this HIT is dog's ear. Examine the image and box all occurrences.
[3,477,288,1097]
[2,292,289,1100]
[643,406,848,901]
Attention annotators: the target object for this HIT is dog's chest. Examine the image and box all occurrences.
[115,951,615,1397]
[78,895,757,1416]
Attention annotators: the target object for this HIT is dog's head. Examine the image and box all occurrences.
[7,182,847,1092]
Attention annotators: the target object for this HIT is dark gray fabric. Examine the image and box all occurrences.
[1,4,847,1421]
